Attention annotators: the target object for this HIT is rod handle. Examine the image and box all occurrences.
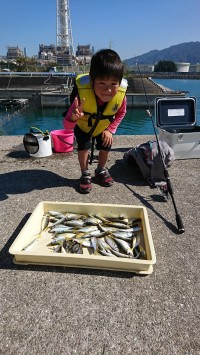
[176,214,185,234]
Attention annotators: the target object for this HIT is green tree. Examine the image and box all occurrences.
[16,57,37,71]
[154,60,177,72]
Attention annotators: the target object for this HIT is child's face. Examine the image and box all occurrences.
[93,77,120,102]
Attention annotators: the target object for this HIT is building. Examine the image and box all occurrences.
[189,63,200,72]
[7,46,24,59]
[56,46,73,65]
[175,62,190,72]
[38,44,57,60]
[76,44,93,65]
[129,64,155,73]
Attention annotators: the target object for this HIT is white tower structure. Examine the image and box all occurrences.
[56,0,74,56]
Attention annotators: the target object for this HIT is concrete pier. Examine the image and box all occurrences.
[0,135,199,355]
[0,74,185,108]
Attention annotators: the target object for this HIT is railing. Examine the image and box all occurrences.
[0,71,76,77]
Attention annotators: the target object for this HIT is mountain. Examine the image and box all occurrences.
[124,42,200,66]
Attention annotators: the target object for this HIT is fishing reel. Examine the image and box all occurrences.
[154,181,169,201]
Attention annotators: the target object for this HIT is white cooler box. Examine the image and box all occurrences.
[155,96,200,159]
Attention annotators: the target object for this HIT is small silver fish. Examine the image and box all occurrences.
[61,246,67,254]
[47,211,65,218]
[132,235,140,249]
[65,219,85,227]
[71,243,81,253]
[81,230,106,239]
[53,245,61,253]
[57,232,77,239]
[118,227,141,232]
[48,235,66,246]
[77,226,98,233]
[107,216,129,225]
[98,225,118,232]
[22,237,39,251]
[105,236,120,252]
[91,236,98,251]
[40,215,50,231]
[112,231,133,239]
[64,213,84,220]
[97,238,110,252]
[83,216,103,226]
[93,214,109,223]
[105,221,130,229]
[49,226,73,234]
[98,249,114,257]
[110,249,131,258]
[49,217,66,228]
[114,238,133,256]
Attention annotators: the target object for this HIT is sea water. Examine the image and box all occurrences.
[0,79,200,136]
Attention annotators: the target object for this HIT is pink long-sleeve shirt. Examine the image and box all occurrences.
[63,95,127,134]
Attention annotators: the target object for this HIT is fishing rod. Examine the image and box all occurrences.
[136,61,185,234]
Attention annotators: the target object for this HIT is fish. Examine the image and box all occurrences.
[104,221,130,229]
[22,215,50,251]
[104,236,120,252]
[65,219,85,227]
[129,218,142,226]
[91,236,98,251]
[98,225,118,232]
[77,226,98,233]
[98,249,114,257]
[40,215,50,231]
[114,238,133,256]
[82,216,103,226]
[97,238,110,252]
[61,246,67,254]
[47,211,65,218]
[49,217,59,223]
[132,235,140,249]
[71,243,81,253]
[118,226,141,232]
[109,249,131,258]
[133,244,146,259]
[76,244,83,254]
[111,231,133,240]
[81,230,107,239]
[64,213,84,220]
[43,210,146,259]
[49,217,67,228]
[49,226,74,234]
[22,237,39,251]
[48,235,66,246]
[106,216,129,225]
[53,245,61,253]
[93,214,109,223]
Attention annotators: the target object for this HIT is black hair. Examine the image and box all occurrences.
[89,49,123,84]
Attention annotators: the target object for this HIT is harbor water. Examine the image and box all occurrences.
[0,79,200,136]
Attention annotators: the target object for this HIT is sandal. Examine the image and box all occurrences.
[79,173,92,194]
[95,169,113,187]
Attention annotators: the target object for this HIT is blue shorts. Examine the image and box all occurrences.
[74,125,112,151]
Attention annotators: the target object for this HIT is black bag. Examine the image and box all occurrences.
[123,140,175,187]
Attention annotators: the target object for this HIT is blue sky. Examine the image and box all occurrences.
[0,0,199,60]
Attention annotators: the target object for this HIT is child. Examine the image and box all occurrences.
[63,49,127,193]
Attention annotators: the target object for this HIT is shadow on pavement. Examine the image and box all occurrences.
[110,159,178,234]
[0,169,78,201]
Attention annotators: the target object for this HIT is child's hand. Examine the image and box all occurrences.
[71,97,85,122]
[102,129,113,147]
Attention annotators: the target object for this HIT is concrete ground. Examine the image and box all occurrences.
[0,135,199,355]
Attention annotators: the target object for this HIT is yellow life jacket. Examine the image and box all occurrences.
[75,73,128,137]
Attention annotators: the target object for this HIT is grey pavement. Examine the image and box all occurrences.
[0,135,199,355]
